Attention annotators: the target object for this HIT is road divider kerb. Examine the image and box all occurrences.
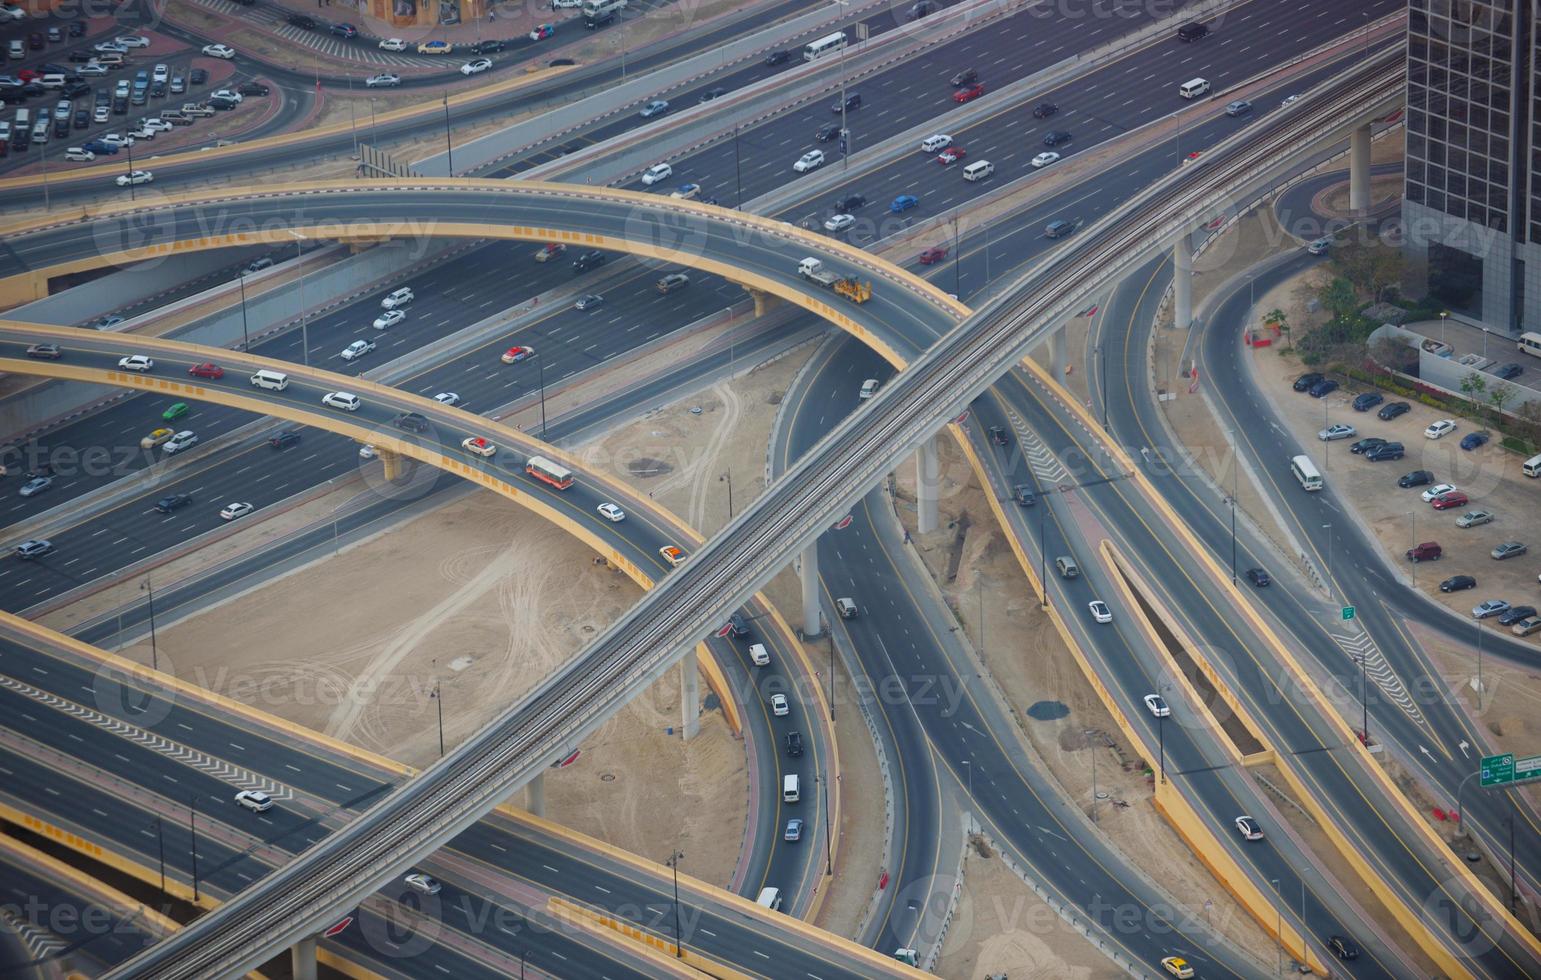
[1018,358,1516,972]
[1098,538,1329,976]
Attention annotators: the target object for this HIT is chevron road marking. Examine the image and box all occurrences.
[1003,407,1069,485]
[0,905,66,961]
[0,675,291,801]
[1327,625,1426,729]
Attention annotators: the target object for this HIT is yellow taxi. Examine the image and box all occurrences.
[140,427,174,449]
[1161,956,1194,979]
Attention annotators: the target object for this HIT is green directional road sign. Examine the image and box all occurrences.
[1480,752,1541,788]
[1341,606,1356,622]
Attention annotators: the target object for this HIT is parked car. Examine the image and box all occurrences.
[1493,362,1523,380]
[1439,575,1476,593]
[1456,510,1493,528]
[1293,372,1324,392]
[1420,483,1458,502]
[1431,491,1469,510]
[1472,599,1510,619]
[1424,419,1457,439]
[1365,442,1404,462]
[1352,392,1384,411]
[1398,470,1434,488]
[1308,378,1339,397]
[1496,605,1536,627]
[1349,437,1386,455]
[1317,423,1356,441]
[1377,401,1410,420]
[1491,541,1528,560]
[1460,432,1489,450]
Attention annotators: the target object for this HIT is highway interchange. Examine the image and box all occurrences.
[0,0,1534,973]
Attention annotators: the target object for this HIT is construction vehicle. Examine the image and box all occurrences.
[798,257,871,303]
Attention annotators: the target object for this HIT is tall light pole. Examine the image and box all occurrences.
[432,681,444,757]
[347,73,358,157]
[1270,877,1282,976]
[816,772,833,874]
[1321,522,1333,593]
[368,96,378,146]
[962,759,971,797]
[732,124,743,209]
[1038,497,1048,608]
[124,139,134,202]
[442,93,454,176]
[236,271,251,351]
[288,230,309,366]
[141,576,158,672]
[1440,309,1449,344]
[1094,344,1109,431]
[1228,429,1239,584]
[666,851,685,957]
[189,795,200,902]
[535,353,547,438]
[719,472,733,519]
[951,217,961,296]
[154,817,165,895]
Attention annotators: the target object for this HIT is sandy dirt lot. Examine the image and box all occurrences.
[890,435,1279,968]
[937,835,1123,980]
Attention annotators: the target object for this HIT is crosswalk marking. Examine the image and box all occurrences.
[0,675,291,800]
[189,0,445,66]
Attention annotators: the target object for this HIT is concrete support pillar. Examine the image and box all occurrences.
[1349,124,1371,213]
[915,436,939,535]
[1172,233,1194,331]
[380,449,403,482]
[526,772,545,818]
[680,648,701,740]
[800,543,821,637]
[748,288,779,317]
[291,937,318,980]
[1047,323,1068,379]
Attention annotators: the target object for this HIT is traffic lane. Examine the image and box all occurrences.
[0,854,159,972]
[665,0,1394,213]
[447,817,875,980]
[1187,263,1541,887]
[773,32,1399,244]
[0,633,399,809]
[1008,367,1531,973]
[783,339,1232,971]
[783,336,937,950]
[971,388,1404,979]
[0,745,264,898]
[1,194,952,349]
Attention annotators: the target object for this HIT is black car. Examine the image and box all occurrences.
[209,96,237,110]
[155,493,193,513]
[572,250,607,273]
[1365,442,1404,462]
[40,63,70,74]
[1494,362,1523,380]
[53,114,70,138]
[831,92,861,113]
[69,20,86,37]
[1398,470,1434,488]
[69,107,89,127]
[1308,378,1339,398]
[1439,575,1476,593]
[727,613,751,637]
[1327,936,1358,960]
[549,58,576,67]
[268,429,301,450]
[288,13,317,28]
[786,731,803,757]
[1177,21,1210,41]
[1246,567,1271,587]
[950,68,977,87]
[1377,400,1410,420]
[69,50,96,62]
[988,425,1009,446]
[698,86,726,103]
[190,68,208,85]
[1349,437,1386,455]
[150,80,165,98]
[393,412,430,433]
[1498,605,1538,626]
[1013,485,1036,507]
[474,39,505,54]
[1044,219,1075,239]
[1351,391,1383,411]
[834,193,867,211]
[764,50,791,67]
[1032,101,1057,118]
[1042,130,1072,146]
[237,82,269,96]
[1292,372,1323,392]
[815,122,841,142]
[331,23,359,38]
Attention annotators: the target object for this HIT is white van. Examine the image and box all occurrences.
[1523,453,1541,478]
[7,40,23,61]
[756,887,783,911]
[40,74,69,90]
[782,774,800,803]
[1179,78,1210,99]
[749,643,770,666]
[919,134,952,154]
[962,160,994,182]
[381,287,414,310]
[835,597,858,619]
[250,369,290,391]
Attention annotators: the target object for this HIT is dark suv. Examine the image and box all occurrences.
[288,13,317,28]
[1176,21,1209,41]
[1365,442,1404,462]
[1292,372,1323,392]
[950,68,977,87]
[1013,485,1036,507]
[1042,130,1072,147]
[572,250,607,273]
[833,193,867,211]
[1377,401,1410,420]
[1351,391,1383,411]
[816,122,841,142]
[393,412,430,433]
[1308,378,1339,398]
[1397,470,1433,488]
[727,613,751,637]
[155,493,193,513]
[786,731,803,757]
[1045,219,1075,239]
[268,430,302,450]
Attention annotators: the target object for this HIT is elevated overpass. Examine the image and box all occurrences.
[46,48,1520,980]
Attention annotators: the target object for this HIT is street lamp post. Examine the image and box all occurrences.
[719,472,733,519]
[815,773,833,875]
[236,271,251,352]
[190,795,200,902]
[141,577,158,672]
[347,74,358,157]
[536,354,547,438]
[961,759,971,797]
[1038,498,1048,608]
[443,94,454,176]
[154,817,165,895]
[124,140,136,203]
[432,681,444,757]
[368,96,378,146]
[1270,877,1282,976]
[952,217,961,296]
[666,851,685,957]
[1086,729,1098,823]
[1440,310,1449,344]
[288,230,309,366]
[1094,345,1109,431]
[732,124,743,209]
[1321,522,1333,593]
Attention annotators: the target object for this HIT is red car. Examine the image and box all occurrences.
[952,83,984,103]
[918,246,948,265]
[17,69,40,83]
[501,345,534,364]
[937,147,967,165]
[188,362,224,379]
[1431,491,1469,510]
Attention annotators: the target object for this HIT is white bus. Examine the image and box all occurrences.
[526,455,574,490]
[581,0,625,21]
[803,31,847,62]
[1290,454,1323,491]
[1518,331,1541,358]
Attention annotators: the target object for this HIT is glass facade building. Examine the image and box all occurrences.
[1403,0,1535,331]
